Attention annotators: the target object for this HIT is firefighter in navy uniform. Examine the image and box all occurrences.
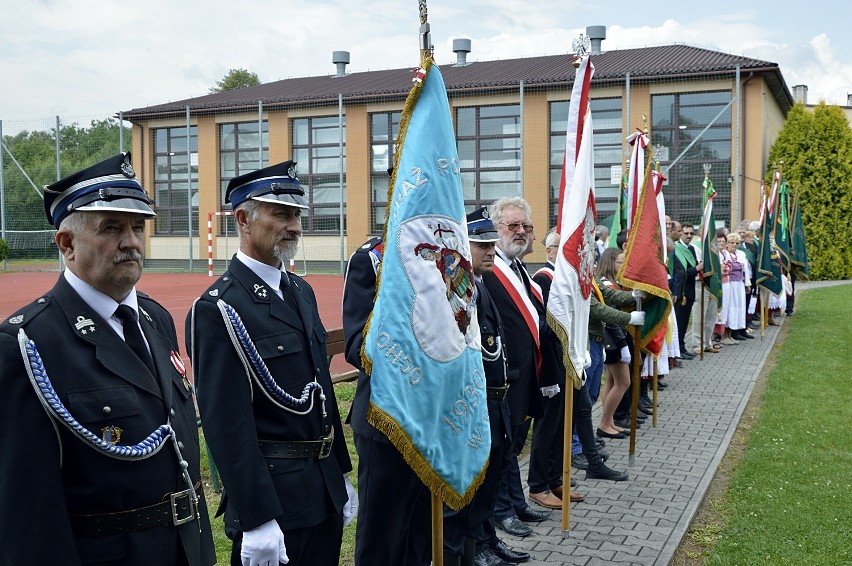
[441,207,528,566]
[187,161,355,566]
[0,153,215,565]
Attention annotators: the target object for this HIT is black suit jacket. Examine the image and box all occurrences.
[482,257,544,427]
[672,242,699,302]
[187,256,350,535]
[0,275,215,566]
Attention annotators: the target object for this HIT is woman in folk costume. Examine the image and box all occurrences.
[723,233,753,340]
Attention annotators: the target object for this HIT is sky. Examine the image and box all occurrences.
[1,0,850,126]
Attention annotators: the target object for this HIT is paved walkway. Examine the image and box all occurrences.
[508,314,786,565]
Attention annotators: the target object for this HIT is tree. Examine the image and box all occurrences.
[767,102,852,280]
[209,68,261,93]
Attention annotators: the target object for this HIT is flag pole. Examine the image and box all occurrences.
[652,358,658,427]
[628,292,642,466]
[699,285,705,360]
[561,368,574,536]
[416,4,445,564]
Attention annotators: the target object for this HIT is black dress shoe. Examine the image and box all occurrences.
[586,463,629,481]
[497,516,533,537]
[596,428,627,439]
[490,539,531,563]
[681,351,696,359]
[614,418,641,429]
[515,506,550,522]
[657,380,669,389]
[571,453,589,469]
[638,404,653,416]
[475,546,512,566]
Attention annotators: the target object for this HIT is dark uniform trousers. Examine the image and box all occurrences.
[188,257,351,566]
[342,239,432,566]
[443,280,512,560]
[0,275,215,565]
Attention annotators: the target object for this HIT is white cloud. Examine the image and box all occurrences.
[1,1,850,122]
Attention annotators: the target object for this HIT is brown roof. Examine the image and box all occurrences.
[123,44,793,120]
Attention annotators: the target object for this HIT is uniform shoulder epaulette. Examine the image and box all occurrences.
[1,295,52,329]
[358,236,383,252]
[200,274,234,301]
[136,290,164,309]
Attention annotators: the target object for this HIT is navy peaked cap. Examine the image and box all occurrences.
[466,207,499,242]
[225,160,308,210]
[43,152,154,227]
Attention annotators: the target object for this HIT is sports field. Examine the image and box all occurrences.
[0,270,355,377]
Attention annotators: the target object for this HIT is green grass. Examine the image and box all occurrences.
[704,284,852,566]
[199,381,359,565]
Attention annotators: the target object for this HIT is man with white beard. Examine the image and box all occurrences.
[187,161,355,566]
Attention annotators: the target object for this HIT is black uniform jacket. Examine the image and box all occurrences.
[474,279,512,447]
[482,257,545,428]
[0,274,215,566]
[531,262,570,388]
[187,256,351,535]
[341,237,386,442]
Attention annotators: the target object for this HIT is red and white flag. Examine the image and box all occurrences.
[651,169,668,263]
[625,130,649,229]
[547,55,596,389]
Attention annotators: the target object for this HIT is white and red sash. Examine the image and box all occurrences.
[493,256,542,374]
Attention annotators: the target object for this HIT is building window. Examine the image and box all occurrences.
[219,121,269,233]
[652,91,732,224]
[291,116,346,234]
[153,126,198,235]
[456,104,521,212]
[549,98,623,230]
[369,111,400,234]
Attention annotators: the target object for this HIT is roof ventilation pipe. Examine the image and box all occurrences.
[586,25,606,55]
[332,51,350,77]
[453,38,471,66]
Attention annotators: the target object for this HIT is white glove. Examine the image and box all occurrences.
[241,519,288,566]
[632,289,647,299]
[342,475,358,527]
[584,350,592,369]
[619,346,631,365]
[540,384,561,398]
[629,311,646,326]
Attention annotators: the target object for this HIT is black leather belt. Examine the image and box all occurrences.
[259,431,334,460]
[69,482,202,537]
[487,386,508,400]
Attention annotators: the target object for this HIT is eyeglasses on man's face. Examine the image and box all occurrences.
[499,221,534,233]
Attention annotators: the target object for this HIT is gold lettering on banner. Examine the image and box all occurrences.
[376,331,423,385]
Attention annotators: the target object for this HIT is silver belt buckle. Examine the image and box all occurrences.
[170,488,197,526]
[318,429,334,459]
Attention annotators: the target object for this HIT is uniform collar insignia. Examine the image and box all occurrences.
[139,307,153,323]
[74,315,96,335]
[253,283,269,299]
[8,314,24,324]
[208,288,219,297]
